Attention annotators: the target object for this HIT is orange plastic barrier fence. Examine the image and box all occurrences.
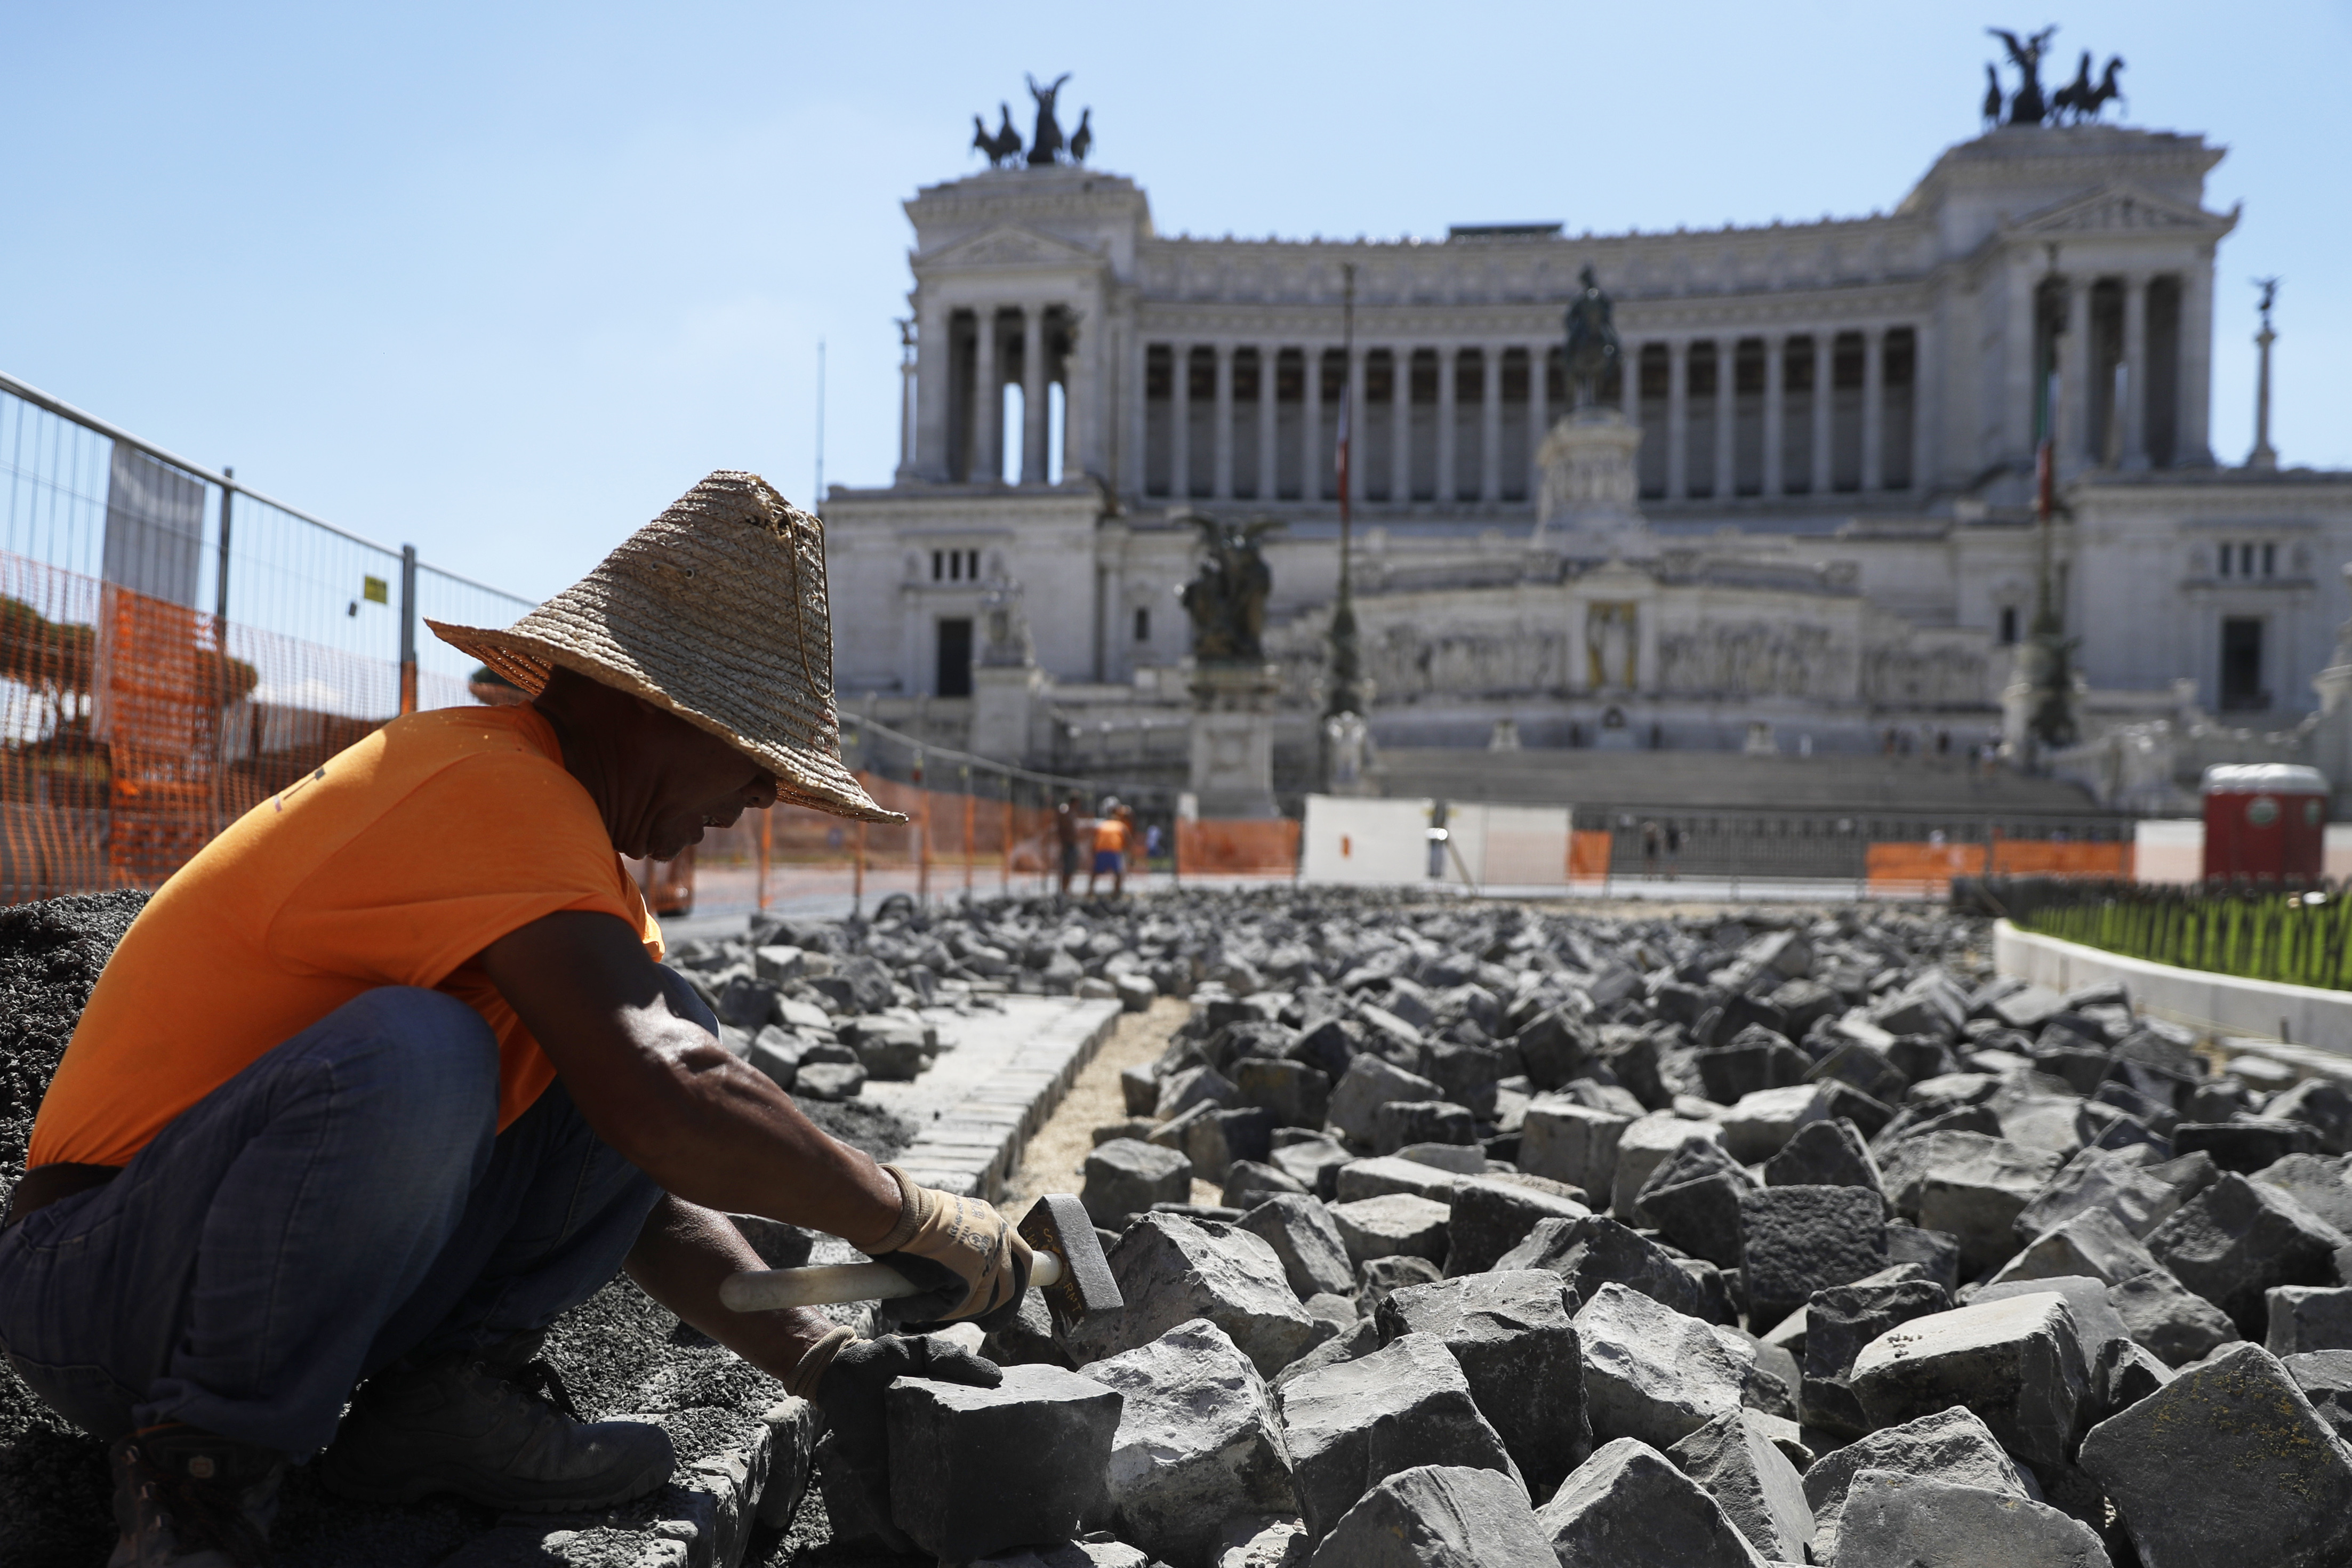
[1178,818,1300,877]
[1568,830,1614,882]
[3,547,469,903]
[1865,839,2131,894]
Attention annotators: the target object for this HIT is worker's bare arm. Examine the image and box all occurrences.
[479,909,899,1245]
[623,1193,837,1382]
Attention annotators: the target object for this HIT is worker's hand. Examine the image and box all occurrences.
[869,1165,1033,1333]
[812,1332,1002,1486]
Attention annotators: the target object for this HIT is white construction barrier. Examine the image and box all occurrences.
[1299,795,1434,884]
[1441,802,1574,888]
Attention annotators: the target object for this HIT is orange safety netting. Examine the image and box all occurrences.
[684,774,1072,913]
[1568,830,1614,882]
[1177,818,1300,877]
[1865,838,2132,895]
[3,547,467,903]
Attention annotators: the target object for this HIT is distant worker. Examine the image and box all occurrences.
[1664,821,1684,881]
[1054,790,1083,897]
[1640,818,1663,880]
[1089,797,1131,898]
[0,475,1026,1563]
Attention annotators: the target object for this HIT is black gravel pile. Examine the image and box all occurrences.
[0,890,151,1568]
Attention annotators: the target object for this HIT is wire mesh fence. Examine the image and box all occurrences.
[669,713,1192,918]
[1,371,536,902]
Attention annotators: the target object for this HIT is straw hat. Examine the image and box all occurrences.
[428,470,901,822]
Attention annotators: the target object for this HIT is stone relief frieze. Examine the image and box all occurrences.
[1657,621,1848,699]
[1859,641,1992,706]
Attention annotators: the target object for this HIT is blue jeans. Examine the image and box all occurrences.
[0,980,685,1456]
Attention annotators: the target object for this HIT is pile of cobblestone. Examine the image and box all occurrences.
[14,887,2352,1568]
[831,891,2352,1567]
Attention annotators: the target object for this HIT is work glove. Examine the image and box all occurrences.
[867,1164,1033,1333]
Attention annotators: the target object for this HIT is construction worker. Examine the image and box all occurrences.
[1087,795,1130,898]
[0,475,1027,1564]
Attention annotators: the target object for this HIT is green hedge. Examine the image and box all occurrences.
[1991,878,2352,991]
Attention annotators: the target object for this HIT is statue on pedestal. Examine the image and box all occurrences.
[1178,516,1279,662]
[1562,266,1621,411]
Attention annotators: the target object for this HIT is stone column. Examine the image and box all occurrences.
[2121,275,2151,470]
[1666,340,1690,501]
[1021,305,1048,484]
[1621,341,1641,428]
[1061,312,1088,484]
[2058,278,2091,475]
[1303,345,1324,500]
[1347,343,1369,506]
[895,321,917,482]
[1527,341,1550,497]
[1481,347,1504,502]
[2179,263,2215,465]
[1256,348,1279,500]
[974,308,1001,483]
[1712,340,1736,499]
[1211,342,1235,500]
[1169,341,1191,500]
[1436,347,1457,501]
[913,299,950,482]
[1912,316,1937,493]
[2006,257,2040,461]
[1811,334,1833,494]
[1125,325,1149,496]
[1390,348,1412,504]
[1762,336,1785,496]
[1861,325,1885,492]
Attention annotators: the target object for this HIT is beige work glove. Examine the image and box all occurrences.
[867,1164,1033,1331]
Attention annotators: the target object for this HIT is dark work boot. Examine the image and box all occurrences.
[108,1422,284,1567]
[319,1331,673,1511]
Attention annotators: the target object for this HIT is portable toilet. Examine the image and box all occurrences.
[2201,763,2328,882]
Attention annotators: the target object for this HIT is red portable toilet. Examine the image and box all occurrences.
[2202,763,2329,882]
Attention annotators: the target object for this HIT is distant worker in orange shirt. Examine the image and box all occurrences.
[1087,797,1130,898]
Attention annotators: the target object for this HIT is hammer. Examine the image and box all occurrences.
[716,1192,1121,1334]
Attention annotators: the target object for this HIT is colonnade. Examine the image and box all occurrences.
[1137,327,1931,506]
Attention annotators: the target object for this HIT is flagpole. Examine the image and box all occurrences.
[1323,263,1362,750]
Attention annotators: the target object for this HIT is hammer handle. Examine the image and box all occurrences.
[719,1251,1064,1313]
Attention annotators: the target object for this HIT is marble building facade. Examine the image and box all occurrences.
[824,115,2352,790]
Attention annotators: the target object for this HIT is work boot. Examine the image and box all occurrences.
[319,1331,674,1511]
[108,1422,284,1567]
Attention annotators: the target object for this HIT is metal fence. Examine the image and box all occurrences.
[1,371,536,901]
[1,372,532,712]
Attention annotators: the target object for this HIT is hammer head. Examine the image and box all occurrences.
[1019,1192,1122,1335]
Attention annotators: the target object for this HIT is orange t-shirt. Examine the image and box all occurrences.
[1092,818,1129,855]
[29,704,661,1169]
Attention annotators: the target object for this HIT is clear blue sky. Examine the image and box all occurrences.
[6,1,2345,602]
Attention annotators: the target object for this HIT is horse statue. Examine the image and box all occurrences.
[1069,108,1093,165]
[1987,26,2058,124]
[970,104,1022,166]
[2090,56,2125,120]
[1025,72,1071,166]
[2051,51,2096,123]
[2051,50,2125,124]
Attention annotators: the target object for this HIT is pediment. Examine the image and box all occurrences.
[919,224,1104,271]
[2007,182,2233,238]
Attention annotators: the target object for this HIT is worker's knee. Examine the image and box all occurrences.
[292,986,502,1143]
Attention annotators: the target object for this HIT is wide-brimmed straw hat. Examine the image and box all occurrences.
[428,470,901,823]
